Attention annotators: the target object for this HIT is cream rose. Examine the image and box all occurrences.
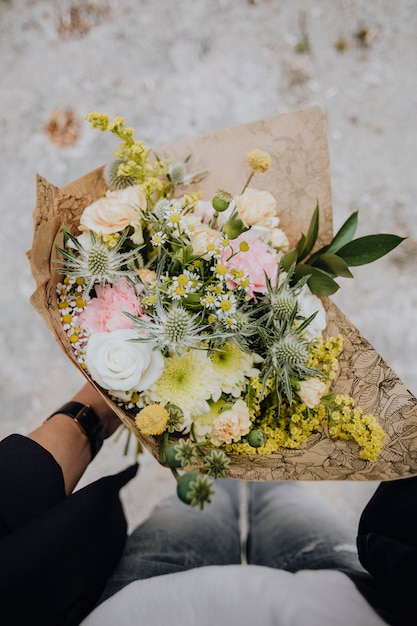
[235,187,278,228]
[298,378,328,408]
[181,212,204,233]
[267,227,290,252]
[189,226,222,259]
[80,185,146,244]
[211,399,251,446]
[85,329,164,393]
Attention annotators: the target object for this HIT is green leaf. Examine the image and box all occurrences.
[326,211,358,254]
[337,234,406,266]
[313,253,354,278]
[295,234,306,258]
[293,263,340,295]
[298,201,319,261]
[280,248,298,272]
[307,273,340,295]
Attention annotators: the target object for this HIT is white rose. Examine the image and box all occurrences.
[298,378,328,409]
[85,329,164,393]
[297,285,327,340]
[80,185,146,244]
[235,187,277,228]
[211,399,251,446]
[189,226,222,259]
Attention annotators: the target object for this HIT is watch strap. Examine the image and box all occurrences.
[48,401,105,459]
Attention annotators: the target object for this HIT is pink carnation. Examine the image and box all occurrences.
[211,399,251,446]
[221,231,278,298]
[78,279,146,334]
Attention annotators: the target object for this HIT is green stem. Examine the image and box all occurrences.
[170,467,180,481]
[159,431,170,465]
[209,211,219,229]
[123,429,132,456]
[241,171,254,193]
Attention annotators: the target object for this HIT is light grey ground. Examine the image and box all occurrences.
[1,0,416,530]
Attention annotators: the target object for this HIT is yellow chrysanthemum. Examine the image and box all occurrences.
[135,404,169,435]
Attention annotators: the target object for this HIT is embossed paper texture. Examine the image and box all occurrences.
[28,105,417,481]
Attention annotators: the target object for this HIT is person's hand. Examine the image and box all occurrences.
[71,382,121,438]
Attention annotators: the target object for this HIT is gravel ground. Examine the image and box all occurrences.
[1,0,416,530]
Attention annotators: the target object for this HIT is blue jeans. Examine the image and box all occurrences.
[99,481,401,625]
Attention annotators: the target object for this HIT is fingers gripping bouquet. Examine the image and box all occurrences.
[30,107,411,509]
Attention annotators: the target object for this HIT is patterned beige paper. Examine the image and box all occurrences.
[28,105,417,481]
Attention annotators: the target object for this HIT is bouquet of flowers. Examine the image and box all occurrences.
[29,107,415,509]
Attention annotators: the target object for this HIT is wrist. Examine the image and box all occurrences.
[71,383,121,439]
[47,401,105,459]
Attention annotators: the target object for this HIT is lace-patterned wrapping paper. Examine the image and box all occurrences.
[28,105,417,481]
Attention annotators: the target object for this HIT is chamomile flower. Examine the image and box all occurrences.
[169,271,202,300]
[215,292,237,316]
[211,262,229,281]
[229,266,251,290]
[200,292,217,310]
[164,202,183,229]
[151,231,167,247]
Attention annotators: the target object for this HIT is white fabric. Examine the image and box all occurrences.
[81,565,387,626]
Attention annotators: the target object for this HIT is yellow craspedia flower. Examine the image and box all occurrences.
[135,404,169,435]
[246,148,272,173]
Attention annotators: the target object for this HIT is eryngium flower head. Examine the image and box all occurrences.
[104,158,137,190]
[56,229,140,296]
[269,336,309,367]
[168,161,187,186]
[263,330,323,405]
[127,298,204,355]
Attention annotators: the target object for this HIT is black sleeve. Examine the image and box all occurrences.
[357,476,417,625]
[0,434,138,626]
[0,435,66,534]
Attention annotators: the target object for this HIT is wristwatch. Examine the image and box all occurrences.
[47,401,105,459]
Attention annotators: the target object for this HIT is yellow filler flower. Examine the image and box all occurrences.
[246,148,272,173]
[136,404,170,435]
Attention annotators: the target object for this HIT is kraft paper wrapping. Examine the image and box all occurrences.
[28,105,417,481]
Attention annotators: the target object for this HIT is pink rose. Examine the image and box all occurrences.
[78,279,146,334]
[221,231,278,298]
